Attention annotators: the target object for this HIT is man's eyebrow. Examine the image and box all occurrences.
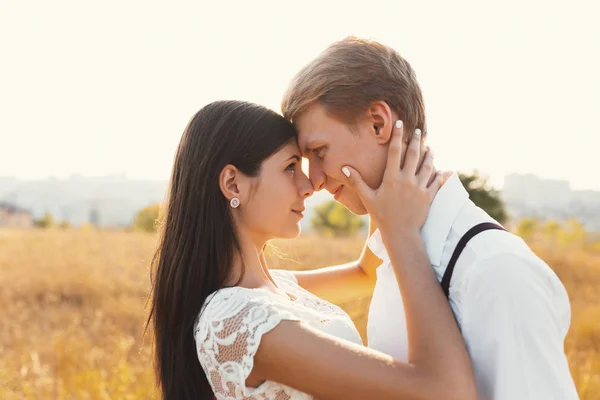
[303,140,320,156]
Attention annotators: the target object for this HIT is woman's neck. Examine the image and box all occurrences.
[229,229,277,290]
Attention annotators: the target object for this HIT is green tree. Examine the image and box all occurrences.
[542,219,561,244]
[516,217,540,242]
[132,204,161,232]
[34,211,55,228]
[562,218,587,248]
[311,200,365,237]
[58,220,72,229]
[459,171,508,224]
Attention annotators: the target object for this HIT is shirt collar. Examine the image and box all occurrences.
[367,172,469,267]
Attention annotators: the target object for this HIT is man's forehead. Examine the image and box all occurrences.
[295,108,336,154]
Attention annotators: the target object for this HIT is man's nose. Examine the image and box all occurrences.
[309,163,326,191]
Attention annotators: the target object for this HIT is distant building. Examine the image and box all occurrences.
[502,174,600,231]
[503,173,572,210]
[0,202,34,228]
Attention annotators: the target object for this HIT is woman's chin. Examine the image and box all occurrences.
[280,224,302,239]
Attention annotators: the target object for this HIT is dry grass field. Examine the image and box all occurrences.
[0,228,598,399]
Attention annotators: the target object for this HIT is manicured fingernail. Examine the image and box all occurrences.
[395,120,403,129]
[342,167,350,177]
[414,129,422,137]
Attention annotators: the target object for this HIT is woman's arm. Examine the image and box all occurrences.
[252,236,476,400]
[250,122,477,399]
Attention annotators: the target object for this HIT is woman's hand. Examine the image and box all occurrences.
[341,120,443,240]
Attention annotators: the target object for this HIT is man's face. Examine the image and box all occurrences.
[294,102,388,215]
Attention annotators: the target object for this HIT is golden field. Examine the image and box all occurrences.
[0,228,599,399]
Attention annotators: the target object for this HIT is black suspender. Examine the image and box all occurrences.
[441,222,507,298]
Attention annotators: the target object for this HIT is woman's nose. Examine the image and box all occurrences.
[300,173,314,198]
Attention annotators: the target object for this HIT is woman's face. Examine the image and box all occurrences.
[241,141,314,241]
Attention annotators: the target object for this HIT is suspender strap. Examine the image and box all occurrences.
[441,222,507,298]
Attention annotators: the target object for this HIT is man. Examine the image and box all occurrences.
[281,36,578,399]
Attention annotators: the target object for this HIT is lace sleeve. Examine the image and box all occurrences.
[194,289,300,398]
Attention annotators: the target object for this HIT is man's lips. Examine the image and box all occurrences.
[332,186,343,199]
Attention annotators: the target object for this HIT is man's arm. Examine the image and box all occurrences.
[291,217,382,304]
[461,253,578,400]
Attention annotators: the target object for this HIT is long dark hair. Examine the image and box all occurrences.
[147,101,296,399]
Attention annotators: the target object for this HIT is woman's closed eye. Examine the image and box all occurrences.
[286,162,298,174]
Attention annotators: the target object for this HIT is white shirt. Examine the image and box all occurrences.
[367,173,578,400]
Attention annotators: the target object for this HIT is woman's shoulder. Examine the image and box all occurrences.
[198,287,270,322]
[194,270,301,336]
[270,269,298,285]
[195,285,299,337]
[194,287,304,399]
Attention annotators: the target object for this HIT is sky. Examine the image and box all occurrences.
[1,0,599,190]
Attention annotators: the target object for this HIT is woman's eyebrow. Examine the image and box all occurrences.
[285,155,301,162]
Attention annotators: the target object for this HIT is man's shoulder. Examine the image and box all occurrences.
[448,215,557,294]
[464,227,528,260]
[462,248,562,304]
[459,250,571,341]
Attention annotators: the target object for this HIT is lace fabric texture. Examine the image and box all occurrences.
[195,270,362,399]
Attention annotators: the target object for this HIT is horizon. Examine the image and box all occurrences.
[1,169,598,195]
[1,1,599,190]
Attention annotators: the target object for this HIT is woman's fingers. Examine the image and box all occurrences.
[402,128,422,176]
[417,149,435,188]
[427,170,445,197]
[384,120,406,180]
[341,165,374,205]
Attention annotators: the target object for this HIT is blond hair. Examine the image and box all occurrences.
[282,36,427,138]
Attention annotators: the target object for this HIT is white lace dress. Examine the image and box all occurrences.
[194,269,363,399]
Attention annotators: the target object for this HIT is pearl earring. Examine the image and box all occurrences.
[230,197,240,209]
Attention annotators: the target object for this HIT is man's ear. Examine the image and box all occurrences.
[219,164,242,201]
[368,101,395,144]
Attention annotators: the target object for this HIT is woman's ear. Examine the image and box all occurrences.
[219,164,242,201]
[368,101,394,144]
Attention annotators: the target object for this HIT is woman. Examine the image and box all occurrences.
[147,100,477,399]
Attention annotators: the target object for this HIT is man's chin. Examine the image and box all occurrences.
[337,198,368,216]
[350,207,369,216]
